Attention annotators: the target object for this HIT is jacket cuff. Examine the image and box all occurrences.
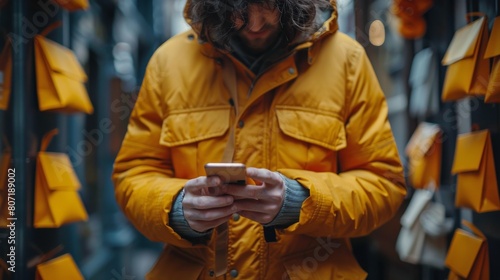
[169,189,213,241]
[264,173,310,228]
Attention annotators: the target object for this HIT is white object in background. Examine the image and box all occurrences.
[409,48,440,121]
[396,188,434,264]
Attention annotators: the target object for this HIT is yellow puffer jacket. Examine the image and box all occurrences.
[112,1,406,279]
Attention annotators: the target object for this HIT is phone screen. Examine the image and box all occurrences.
[204,163,247,185]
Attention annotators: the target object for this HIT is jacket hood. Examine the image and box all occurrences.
[183,0,339,48]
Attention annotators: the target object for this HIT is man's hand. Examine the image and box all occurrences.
[224,167,285,224]
[182,176,237,232]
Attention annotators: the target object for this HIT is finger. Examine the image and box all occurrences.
[200,185,228,196]
[225,183,284,201]
[224,184,266,200]
[233,199,280,214]
[188,215,234,232]
[246,167,282,185]
[184,176,223,194]
[183,194,234,210]
[184,204,237,223]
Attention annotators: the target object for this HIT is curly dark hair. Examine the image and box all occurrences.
[185,0,332,50]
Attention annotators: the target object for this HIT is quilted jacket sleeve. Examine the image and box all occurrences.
[278,44,407,238]
[112,52,194,248]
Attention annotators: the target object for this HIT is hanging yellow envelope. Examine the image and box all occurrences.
[36,254,84,280]
[53,0,89,11]
[34,35,93,114]
[441,16,490,101]
[0,39,12,110]
[405,122,442,189]
[0,149,11,227]
[451,129,500,212]
[484,16,500,103]
[34,129,88,228]
[445,220,489,280]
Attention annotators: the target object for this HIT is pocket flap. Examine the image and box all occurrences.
[38,152,81,191]
[442,17,486,66]
[35,36,87,82]
[451,130,488,174]
[160,106,230,147]
[276,106,346,151]
[147,247,204,279]
[282,240,366,280]
[485,17,500,59]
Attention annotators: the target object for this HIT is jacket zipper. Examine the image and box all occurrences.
[245,51,296,98]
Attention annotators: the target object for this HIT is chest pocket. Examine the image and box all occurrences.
[160,106,231,177]
[275,106,346,172]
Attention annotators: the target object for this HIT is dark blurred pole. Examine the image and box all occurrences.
[12,0,28,279]
[354,0,369,46]
[137,0,155,80]
[58,9,85,265]
[467,0,480,14]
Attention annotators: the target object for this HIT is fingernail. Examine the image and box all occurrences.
[207,177,215,187]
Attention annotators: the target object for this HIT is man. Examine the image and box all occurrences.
[112,0,407,279]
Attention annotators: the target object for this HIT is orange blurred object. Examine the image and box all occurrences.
[393,0,433,15]
[398,17,427,39]
[392,0,433,39]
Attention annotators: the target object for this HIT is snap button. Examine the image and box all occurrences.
[238,120,244,128]
[230,269,238,278]
[209,270,215,277]
[233,213,240,221]
[288,67,295,75]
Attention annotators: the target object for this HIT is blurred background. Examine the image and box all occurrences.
[0,0,499,279]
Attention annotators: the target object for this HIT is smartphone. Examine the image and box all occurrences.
[204,163,247,185]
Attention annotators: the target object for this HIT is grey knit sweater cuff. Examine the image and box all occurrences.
[169,189,213,240]
[264,173,310,228]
